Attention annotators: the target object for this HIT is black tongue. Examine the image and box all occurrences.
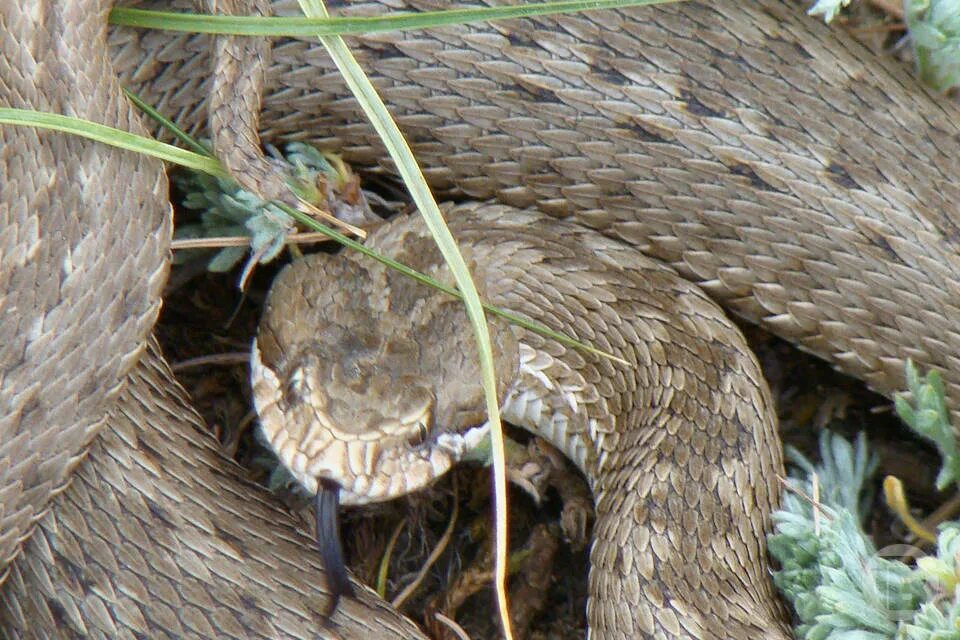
[316,478,355,622]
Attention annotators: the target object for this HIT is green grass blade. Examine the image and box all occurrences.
[0,108,227,178]
[110,0,680,37]
[123,89,214,157]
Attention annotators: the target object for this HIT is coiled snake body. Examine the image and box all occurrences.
[2,0,960,638]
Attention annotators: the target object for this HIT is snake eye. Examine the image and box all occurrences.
[283,367,306,407]
[406,422,429,448]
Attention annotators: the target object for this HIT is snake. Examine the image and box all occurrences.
[2,0,959,638]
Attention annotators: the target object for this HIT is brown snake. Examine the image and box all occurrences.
[2,0,960,638]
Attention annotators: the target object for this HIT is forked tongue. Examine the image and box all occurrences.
[316,478,355,622]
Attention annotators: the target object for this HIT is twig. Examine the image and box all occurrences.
[376,519,407,598]
[392,476,460,609]
[777,474,833,524]
[434,613,472,640]
[171,231,340,251]
[867,0,904,20]
[221,410,257,458]
[296,198,367,239]
[812,473,821,536]
[846,22,906,36]
[171,351,249,371]
[919,491,960,532]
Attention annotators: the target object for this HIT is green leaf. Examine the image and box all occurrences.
[907,359,923,392]
[906,0,960,91]
[896,361,960,490]
[0,108,226,177]
[893,395,917,426]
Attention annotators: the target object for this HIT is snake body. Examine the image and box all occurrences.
[2,0,960,638]
[253,203,788,638]
[113,0,960,417]
[0,2,424,638]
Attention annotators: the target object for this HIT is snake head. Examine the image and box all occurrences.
[251,229,518,505]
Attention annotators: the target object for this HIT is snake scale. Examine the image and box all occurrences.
[2,0,959,638]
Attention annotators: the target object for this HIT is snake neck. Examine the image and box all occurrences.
[499,318,790,639]
[256,203,794,638]
[501,342,602,481]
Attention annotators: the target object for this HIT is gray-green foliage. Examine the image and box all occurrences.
[899,524,960,639]
[174,142,338,272]
[895,361,960,491]
[906,0,960,91]
[807,0,960,92]
[778,505,926,639]
[900,595,960,639]
[807,0,852,23]
[772,361,960,639]
[770,432,927,639]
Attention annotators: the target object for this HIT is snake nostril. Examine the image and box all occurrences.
[344,362,362,380]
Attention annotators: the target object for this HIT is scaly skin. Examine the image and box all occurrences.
[1,0,959,637]
[0,2,425,638]
[113,0,960,417]
[254,203,790,638]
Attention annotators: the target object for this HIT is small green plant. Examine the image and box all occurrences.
[899,523,960,639]
[770,432,927,639]
[174,142,352,272]
[906,0,960,92]
[808,0,960,92]
[895,361,960,491]
[772,362,960,639]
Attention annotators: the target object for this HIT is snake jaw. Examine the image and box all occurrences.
[250,338,478,505]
